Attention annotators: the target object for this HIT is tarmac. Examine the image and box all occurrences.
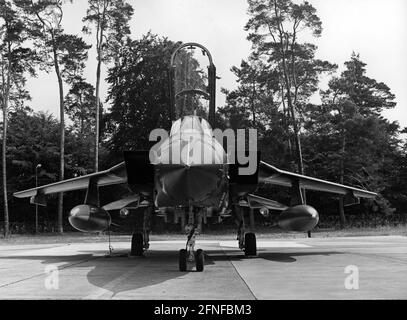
[0,235,406,299]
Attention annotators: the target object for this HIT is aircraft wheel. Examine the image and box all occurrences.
[244,232,257,256]
[131,232,144,256]
[195,249,204,272]
[179,249,187,271]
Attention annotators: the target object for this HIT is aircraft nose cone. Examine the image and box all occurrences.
[159,165,223,203]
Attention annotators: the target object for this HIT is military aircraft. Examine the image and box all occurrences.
[13,43,377,272]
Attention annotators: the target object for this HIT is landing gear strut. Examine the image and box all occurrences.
[178,206,205,271]
[244,232,257,256]
[235,205,257,257]
[179,249,187,271]
[131,232,144,256]
[130,205,152,256]
[195,249,204,272]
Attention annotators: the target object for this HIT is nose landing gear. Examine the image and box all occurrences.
[179,206,205,271]
[179,225,205,271]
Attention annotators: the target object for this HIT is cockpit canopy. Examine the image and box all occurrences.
[170,115,213,137]
[152,115,226,166]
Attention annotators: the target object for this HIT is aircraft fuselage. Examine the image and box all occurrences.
[151,116,228,208]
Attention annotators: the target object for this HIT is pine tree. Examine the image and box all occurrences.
[16,0,91,233]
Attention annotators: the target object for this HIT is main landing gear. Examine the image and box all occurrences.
[179,207,205,272]
[130,204,152,256]
[235,205,257,257]
[244,232,257,256]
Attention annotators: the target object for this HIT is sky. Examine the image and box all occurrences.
[25,0,407,129]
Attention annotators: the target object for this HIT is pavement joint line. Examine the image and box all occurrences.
[219,244,257,300]
[341,251,407,266]
[0,243,72,257]
[0,245,68,252]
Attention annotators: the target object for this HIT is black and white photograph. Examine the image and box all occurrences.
[0,0,406,311]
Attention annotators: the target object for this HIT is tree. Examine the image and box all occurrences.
[245,0,335,174]
[82,0,134,172]
[16,0,90,233]
[303,54,400,226]
[219,57,291,167]
[64,76,98,174]
[7,108,60,200]
[105,33,180,158]
[221,59,280,129]
[6,108,71,232]
[65,76,96,135]
[0,0,36,237]
[3,105,109,233]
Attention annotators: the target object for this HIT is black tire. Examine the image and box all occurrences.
[131,232,144,256]
[195,249,204,272]
[179,249,187,271]
[244,232,257,256]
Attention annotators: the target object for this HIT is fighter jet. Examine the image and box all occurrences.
[13,43,377,272]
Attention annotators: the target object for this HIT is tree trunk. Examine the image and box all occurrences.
[338,197,345,228]
[53,36,64,234]
[57,76,64,234]
[2,42,11,238]
[273,1,304,175]
[280,84,293,156]
[94,14,105,173]
[282,62,304,174]
[95,54,101,172]
[251,80,256,126]
[2,98,9,238]
[338,131,346,228]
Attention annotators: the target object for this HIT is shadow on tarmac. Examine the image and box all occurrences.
[0,247,343,295]
[206,249,343,263]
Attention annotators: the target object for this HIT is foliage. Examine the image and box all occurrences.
[82,0,134,65]
[0,0,38,236]
[64,77,100,175]
[1,1,406,234]
[303,54,402,216]
[104,33,179,158]
[243,0,337,174]
[15,0,91,232]
[82,0,134,172]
